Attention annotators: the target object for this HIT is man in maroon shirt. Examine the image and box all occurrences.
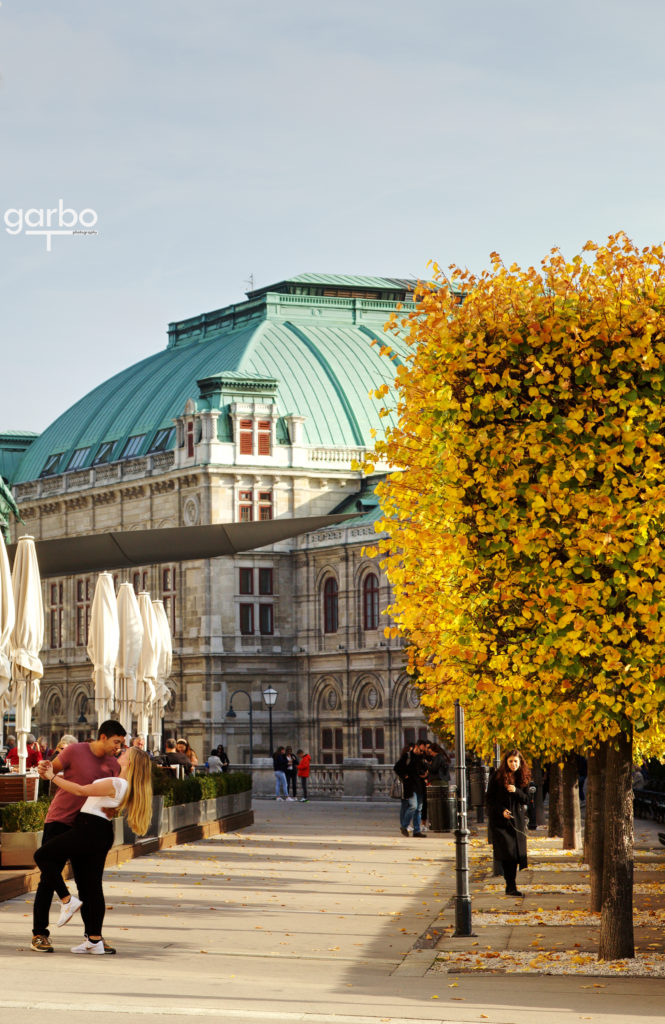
[31,720,126,953]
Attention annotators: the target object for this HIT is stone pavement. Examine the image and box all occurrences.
[0,800,663,1024]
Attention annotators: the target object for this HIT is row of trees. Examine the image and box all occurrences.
[368,234,665,960]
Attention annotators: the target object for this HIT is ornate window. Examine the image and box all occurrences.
[362,573,379,630]
[258,568,273,595]
[239,419,253,455]
[258,491,273,520]
[239,489,253,522]
[49,582,63,649]
[259,604,274,635]
[321,726,343,765]
[239,568,253,594]
[323,577,338,634]
[239,604,254,635]
[360,727,385,763]
[257,420,271,456]
[76,577,92,647]
[186,422,195,458]
[162,566,177,632]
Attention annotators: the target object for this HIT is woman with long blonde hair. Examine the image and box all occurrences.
[36,747,152,954]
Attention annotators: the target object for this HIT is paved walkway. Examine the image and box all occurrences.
[0,801,664,1024]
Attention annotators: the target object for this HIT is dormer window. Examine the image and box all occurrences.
[93,440,117,465]
[148,427,175,453]
[66,447,91,471]
[257,420,271,456]
[40,453,64,478]
[120,434,146,460]
[186,421,195,458]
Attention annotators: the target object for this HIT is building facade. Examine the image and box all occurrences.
[7,275,430,762]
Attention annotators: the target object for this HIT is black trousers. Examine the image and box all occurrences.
[34,813,114,937]
[299,776,308,799]
[286,769,298,797]
[502,859,518,891]
[33,821,83,937]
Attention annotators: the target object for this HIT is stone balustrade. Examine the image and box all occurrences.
[229,758,395,801]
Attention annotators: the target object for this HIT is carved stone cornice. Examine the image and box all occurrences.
[179,475,199,488]
[119,485,146,500]
[41,502,62,516]
[64,496,90,511]
[92,491,117,506]
[150,479,176,495]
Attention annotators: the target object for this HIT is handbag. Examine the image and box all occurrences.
[390,775,403,800]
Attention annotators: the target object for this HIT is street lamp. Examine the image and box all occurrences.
[226,689,253,764]
[262,686,278,755]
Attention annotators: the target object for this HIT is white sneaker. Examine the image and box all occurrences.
[71,939,105,955]
[276,796,284,801]
[286,796,296,801]
[57,895,82,927]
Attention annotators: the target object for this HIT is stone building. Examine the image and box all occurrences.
[6,275,430,763]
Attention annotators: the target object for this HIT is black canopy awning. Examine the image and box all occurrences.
[7,514,359,578]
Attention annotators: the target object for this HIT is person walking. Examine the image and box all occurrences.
[296,749,310,801]
[30,720,126,953]
[394,743,427,838]
[37,746,152,954]
[273,746,288,800]
[284,746,299,801]
[486,748,531,897]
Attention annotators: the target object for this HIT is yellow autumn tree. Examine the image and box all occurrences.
[370,234,665,960]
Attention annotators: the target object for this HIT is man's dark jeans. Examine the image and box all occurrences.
[33,820,86,937]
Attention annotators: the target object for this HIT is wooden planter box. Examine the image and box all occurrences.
[1,829,43,867]
[0,775,39,805]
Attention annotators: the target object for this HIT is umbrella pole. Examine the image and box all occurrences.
[16,685,27,776]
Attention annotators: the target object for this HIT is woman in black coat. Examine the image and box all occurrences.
[486,748,530,897]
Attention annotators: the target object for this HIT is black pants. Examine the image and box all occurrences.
[34,813,113,937]
[502,859,518,891]
[286,769,298,797]
[33,821,83,937]
[299,776,308,799]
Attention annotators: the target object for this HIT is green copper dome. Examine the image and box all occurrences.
[15,276,415,484]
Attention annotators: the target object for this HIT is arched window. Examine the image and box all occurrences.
[323,577,338,634]
[363,573,379,630]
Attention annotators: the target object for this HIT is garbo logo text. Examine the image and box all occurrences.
[4,200,99,252]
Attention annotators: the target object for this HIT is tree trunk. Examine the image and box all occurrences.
[547,762,564,838]
[598,730,634,961]
[585,744,607,913]
[562,752,582,850]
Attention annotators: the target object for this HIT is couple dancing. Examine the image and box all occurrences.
[31,720,152,955]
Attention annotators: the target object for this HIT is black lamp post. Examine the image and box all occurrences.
[226,689,253,764]
[78,696,93,724]
[262,686,277,755]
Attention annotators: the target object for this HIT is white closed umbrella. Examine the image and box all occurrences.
[9,536,43,774]
[135,592,159,745]
[87,572,119,727]
[115,582,143,736]
[0,531,15,740]
[149,599,172,753]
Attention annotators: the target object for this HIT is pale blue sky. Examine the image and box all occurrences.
[2,0,665,433]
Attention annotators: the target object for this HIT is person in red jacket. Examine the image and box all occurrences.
[6,734,42,769]
[296,749,311,802]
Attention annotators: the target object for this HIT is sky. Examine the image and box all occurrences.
[2,0,665,433]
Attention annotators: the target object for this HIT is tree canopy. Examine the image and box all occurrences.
[370,234,665,761]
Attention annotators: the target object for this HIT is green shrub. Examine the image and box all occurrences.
[150,766,252,808]
[2,796,51,833]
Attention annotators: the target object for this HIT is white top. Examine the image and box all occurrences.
[81,776,128,820]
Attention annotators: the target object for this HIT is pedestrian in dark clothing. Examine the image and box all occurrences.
[284,746,299,800]
[273,747,288,800]
[394,744,427,838]
[486,748,530,897]
[216,745,230,772]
